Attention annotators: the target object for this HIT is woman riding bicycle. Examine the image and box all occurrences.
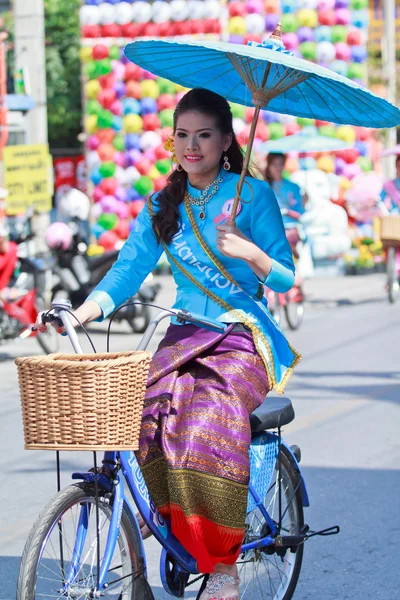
[37,88,299,600]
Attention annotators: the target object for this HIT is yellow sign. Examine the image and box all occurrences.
[3,144,53,215]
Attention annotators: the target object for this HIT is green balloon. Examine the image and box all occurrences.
[155,159,172,175]
[158,78,176,95]
[331,26,347,43]
[347,62,365,80]
[297,117,315,128]
[98,110,114,129]
[99,162,116,178]
[109,46,120,60]
[159,109,174,129]
[134,176,154,197]
[350,0,368,8]
[86,100,102,116]
[84,63,97,79]
[281,14,299,34]
[96,59,112,76]
[268,123,285,140]
[299,42,317,61]
[230,103,246,119]
[319,125,337,137]
[113,134,125,151]
[98,213,118,231]
[357,157,372,172]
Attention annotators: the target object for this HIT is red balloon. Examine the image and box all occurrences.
[100,178,118,195]
[124,63,142,81]
[160,127,173,142]
[97,129,115,144]
[130,200,145,219]
[154,144,171,160]
[238,124,252,146]
[93,187,104,203]
[143,23,159,37]
[98,143,115,162]
[355,127,370,141]
[98,88,117,109]
[81,25,101,38]
[93,44,109,60]
[113,220,130,240]
[229,1,246,16]
[315,120,330,128]
[157,94,175,111]
[157,22,171,36]
[191,20,206,35]
[126,80,142,99]
[318,10,336,26]
[98,73,115,89]
[121,22,139,38]
[204,20,219,34]
[244,34,262,45]
[143,113,160,132]
[245,107,256,123]
[256,122,269,142]
[99,230,119,251]
[347,29,362,46]
[101,24,121,38]
[336,148,360,164]
[135,158,152,176]
[285,122,301,136]
[154,176,168,192]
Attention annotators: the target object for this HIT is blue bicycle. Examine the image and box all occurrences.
[17,301,338,600]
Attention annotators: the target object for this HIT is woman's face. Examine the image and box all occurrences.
[174,111,232,179]
[267,156,285,181]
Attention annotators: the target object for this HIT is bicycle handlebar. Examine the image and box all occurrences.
[38,300,228,355]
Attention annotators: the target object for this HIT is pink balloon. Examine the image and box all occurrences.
[336,8,350,26]
[93,187,105,203]
[247,0,263,13]
[100,195,119,213]
[143,149,156,163]
[335,42,350,61]
[45,222,73,251]
[110,100,122,116]
[342,163,362,180]
[88,135,100,151]
[282,33,299,50]
[99,230,119,251]
[112,60,125,81]
[114,151,126,168]
[115,201,129,219]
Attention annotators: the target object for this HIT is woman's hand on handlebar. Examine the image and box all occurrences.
[35,311,66,335]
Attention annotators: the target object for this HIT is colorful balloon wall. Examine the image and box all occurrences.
[80,1,376,251]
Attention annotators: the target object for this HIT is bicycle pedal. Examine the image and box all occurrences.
[275,535,305,548]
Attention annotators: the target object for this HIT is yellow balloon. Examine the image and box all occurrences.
[140,79,160,99]
[87,244,104,257]
[317,155,335,173]
[297,9,318,28]
[85,115,98,134]
[124,114,143,134]
[148,166,161,180]
[336,125,356,144]
[286,157,299,173]
[340,176,352,190]
[85,80,101,100]
[80,47,93,63]
[228,16,247,36]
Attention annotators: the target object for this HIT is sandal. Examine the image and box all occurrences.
[199,572,240,600]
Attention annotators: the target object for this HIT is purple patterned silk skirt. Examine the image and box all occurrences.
[136,324,270,573]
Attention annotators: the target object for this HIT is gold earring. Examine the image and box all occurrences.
[164,135,178,163]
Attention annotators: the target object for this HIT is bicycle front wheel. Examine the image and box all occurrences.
[238,449,304,600]
[387,247,399,304]
[17,483,143,600]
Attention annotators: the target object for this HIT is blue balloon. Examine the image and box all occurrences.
[125,133,141,150]
[112,116,123,131]
[140,97,158,115]
[91,168,102,185]
[299,157,316,170]
[281,0,297,14]
[91,224,105,239]
[355,141,367,156]
[351,9,369,29]
[127,188,141,202]
[85,0,101,5]
[330,60,348,77]
[315,26,332,43]
[351,45,367,63]
[262,110,279,124]
[123,97,141,115]
[129,218,137,232]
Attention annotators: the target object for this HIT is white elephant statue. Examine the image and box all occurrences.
[291,169,351,260]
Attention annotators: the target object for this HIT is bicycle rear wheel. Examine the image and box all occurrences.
[17,483,143,600]
[387,247,399,304]
[238,449,304,600]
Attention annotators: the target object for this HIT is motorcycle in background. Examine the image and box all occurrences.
[47,220,161,334]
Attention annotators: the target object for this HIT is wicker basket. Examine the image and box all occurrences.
[15,351,152,451]
[378,216,400,248]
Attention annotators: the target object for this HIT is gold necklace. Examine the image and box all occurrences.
[186,174,224,220]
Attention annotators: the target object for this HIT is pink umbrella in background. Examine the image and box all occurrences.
[381,144,400,157]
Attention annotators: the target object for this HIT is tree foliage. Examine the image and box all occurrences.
[44,0,82,149]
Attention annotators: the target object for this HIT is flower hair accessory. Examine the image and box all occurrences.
[164,134,178,163]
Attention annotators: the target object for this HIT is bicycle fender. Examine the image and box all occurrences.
[281,441,310,507]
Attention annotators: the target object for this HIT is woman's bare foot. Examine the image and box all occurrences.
[136,513,152,540]
[199,564,239,600]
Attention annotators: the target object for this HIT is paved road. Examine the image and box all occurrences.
[0,274,398,599]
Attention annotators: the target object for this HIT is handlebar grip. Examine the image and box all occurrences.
[41,312,63,328]
[176,310,227,333]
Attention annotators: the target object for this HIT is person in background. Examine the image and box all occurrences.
[0,218,18,301]
[381,155,400,213]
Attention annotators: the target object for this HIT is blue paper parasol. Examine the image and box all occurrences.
[262,126,351,154]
